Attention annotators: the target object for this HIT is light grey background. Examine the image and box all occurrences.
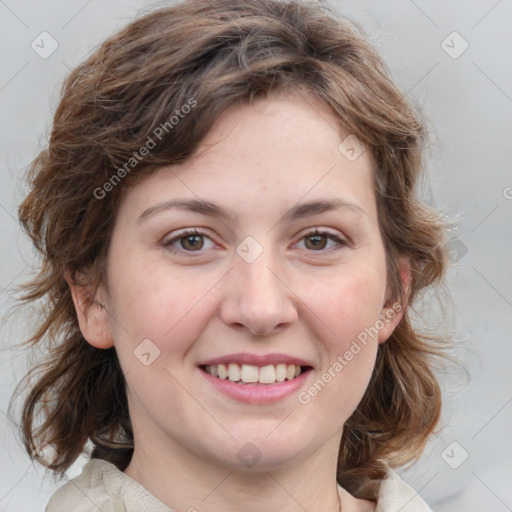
[1,1,511,511]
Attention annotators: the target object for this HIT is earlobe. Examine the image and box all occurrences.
[64,271,114,349]
[377,256,411,344]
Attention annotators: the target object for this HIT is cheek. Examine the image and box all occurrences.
[304,266,386,343]
[296,266,385,410]
[106,257,218,362]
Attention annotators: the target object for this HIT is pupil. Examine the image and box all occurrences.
[182,235,203,250]
[307,235,326,250]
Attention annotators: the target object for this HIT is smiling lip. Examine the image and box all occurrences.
[197,352,313,404]
[199,366,312,403]
[198,353,313,368]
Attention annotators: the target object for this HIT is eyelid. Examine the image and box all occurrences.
[162,226,348,256]
[293,228,348,251]
[162,228,218,254]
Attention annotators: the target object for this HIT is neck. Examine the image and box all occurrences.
[124,430,344,512]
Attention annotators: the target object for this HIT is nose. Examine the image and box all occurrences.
[220,251,298,336]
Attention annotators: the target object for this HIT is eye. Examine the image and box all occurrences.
[296,229,346,251]
[162,228,346,255]
[162,229,216,253]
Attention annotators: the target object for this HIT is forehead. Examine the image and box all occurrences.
[192,91,367,167]
[118,91,377,224]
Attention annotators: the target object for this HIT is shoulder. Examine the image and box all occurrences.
[45,458,172,512]
[375,468,433,512]
[45,459,117,512]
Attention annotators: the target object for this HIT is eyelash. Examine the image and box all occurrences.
[162,228,347,255]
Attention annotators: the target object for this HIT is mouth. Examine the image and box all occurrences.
[199,363,313,385]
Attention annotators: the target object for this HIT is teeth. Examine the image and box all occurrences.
[275,363,287,382]
[240,364,259,383]
[259,365,276,384]
[203,363,305,384]
[228,363,240,381]
[218,363,227,379]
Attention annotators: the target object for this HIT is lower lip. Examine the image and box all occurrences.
[199,367,312,404]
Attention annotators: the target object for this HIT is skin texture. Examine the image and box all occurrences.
[69,91,406,512]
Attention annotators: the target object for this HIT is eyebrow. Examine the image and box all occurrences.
[137,197,366,224]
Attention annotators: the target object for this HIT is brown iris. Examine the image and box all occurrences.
[304,233,328,250]
[181,234,204,251]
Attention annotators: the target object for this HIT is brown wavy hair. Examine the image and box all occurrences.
[12,0,449,500]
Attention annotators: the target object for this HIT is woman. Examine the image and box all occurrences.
[15,1,448,510]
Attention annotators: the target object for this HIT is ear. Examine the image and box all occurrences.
[64,270,114,349]
[377,256,411,344]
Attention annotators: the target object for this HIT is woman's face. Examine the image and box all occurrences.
[93,92,403,472]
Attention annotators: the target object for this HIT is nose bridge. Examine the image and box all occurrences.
[220,243,297,335]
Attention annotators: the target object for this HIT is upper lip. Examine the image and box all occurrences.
[198,353,313,368]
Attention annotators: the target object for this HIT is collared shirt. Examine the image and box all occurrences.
[45,458,433,512]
